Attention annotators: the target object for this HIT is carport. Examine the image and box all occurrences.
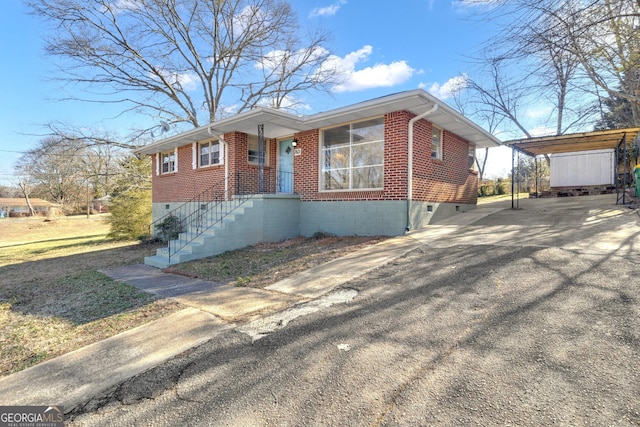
[504,127,640,207]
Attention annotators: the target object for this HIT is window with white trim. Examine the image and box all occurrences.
[432,126,443,160]
[247,134,269,165]
[469,146,476,169]
[321,117,384,191]
[199,140,221,167]
[161,150,176,174]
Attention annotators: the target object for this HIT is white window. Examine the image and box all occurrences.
[161,150,176,174]
[247,134,269,165]
[432,126,443,160]
[321,117,384,191]
[199,140,221,167]
[469,146,476,169]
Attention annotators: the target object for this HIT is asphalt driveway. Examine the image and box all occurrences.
[69,195,640,426]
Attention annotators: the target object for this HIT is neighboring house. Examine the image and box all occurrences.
[136,89,501,267]
[0,198,57,217]
[92,195,111,213]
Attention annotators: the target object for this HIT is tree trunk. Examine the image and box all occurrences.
[24,193,36,217]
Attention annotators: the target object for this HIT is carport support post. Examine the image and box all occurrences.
[535,157,539,198]
[258,124,265,194]
[616,133,628,205]
[511,147,515,209]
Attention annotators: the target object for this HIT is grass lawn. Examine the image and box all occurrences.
[477,192,530,204]
[166,235,388,289]
[0,216,386,377]
[0,216,183,376]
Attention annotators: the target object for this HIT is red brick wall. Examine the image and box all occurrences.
[411,117,478,204]
[152,132,278,203]
[293,129,320,201]
[228,132,277,194]
[152,111,478,204]
[152,144,225,203]
[292,111,476,204]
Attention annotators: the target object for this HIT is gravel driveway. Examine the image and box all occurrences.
[69,195,640,426]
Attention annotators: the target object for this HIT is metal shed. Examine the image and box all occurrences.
[504,127,640,206]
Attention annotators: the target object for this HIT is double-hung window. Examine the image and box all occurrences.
[161,150,176,174]
[199,140,221,167]
[432,126,443,160]
[247,134,269,165]
[469,146,476,169]
[321,117,384,191]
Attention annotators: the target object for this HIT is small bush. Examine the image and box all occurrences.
[312,231,335,240]
[157,214,183,242]
[108,189,152,240]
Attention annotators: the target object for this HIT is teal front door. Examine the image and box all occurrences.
[278,139,294,193]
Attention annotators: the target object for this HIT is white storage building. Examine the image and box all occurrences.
[550,149,615,188]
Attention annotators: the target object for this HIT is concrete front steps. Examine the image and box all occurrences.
[145,194,302,269]
[145,199,260,269]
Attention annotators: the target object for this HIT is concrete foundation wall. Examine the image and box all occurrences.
[152,194,300,245]
[299,200,407,237]
[409,201,476,229]
[153,197,476,248]
[256,195,300,242]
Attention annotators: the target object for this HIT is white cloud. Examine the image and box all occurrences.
[524,105,552,119]
[233,5,265,35]
[452,0,504,13]
[325,46,415,93]
[256,46,329,72]
[216,104,239,119]
[426,74,469,100]
[529,126,556,137]
[154,69,199,92]
[309,1,347,18]
[256,95,312,112]
[105,0,142,13]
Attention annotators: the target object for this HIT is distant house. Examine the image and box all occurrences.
[92,195,111,213]
[0,198,57,217]
[136,89,501,267]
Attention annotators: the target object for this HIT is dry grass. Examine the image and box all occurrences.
[0,216,388,376]
[0,216,183,376]
[166,235,388,289]
[477,192,530,204]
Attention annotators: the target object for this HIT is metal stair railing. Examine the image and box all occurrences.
[146,177,244,264]
[147,169,295,264]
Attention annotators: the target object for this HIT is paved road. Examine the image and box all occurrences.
[69,196,640,426]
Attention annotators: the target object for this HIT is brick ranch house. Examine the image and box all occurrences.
[137,89,501,267]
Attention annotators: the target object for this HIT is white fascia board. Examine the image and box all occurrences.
[135,90,501,156]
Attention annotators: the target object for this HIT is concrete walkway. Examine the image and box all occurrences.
[0,197,583,412]
[0,232,434,411]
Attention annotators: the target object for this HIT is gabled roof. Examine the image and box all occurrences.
[504,127,640,157]
[136,89,502,156]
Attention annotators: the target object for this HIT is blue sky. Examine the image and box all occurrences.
[0,0,520,186]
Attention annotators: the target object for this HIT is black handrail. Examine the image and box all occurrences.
[147,170,295,264]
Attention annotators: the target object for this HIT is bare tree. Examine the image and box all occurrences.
[25,0,339,136]
[471,0,640,127]
[11,172,37,217]
[14,137,127,213]
[451,83,501,183]
[465,57,535,140]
